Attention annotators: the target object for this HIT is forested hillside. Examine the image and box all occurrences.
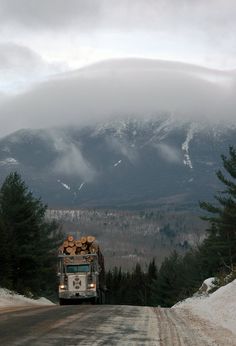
[47,208,205,270]
[106,147,236,306]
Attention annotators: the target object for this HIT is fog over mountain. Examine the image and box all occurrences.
[0,58,235,137]
[0,114,235,208]
[0,57,235,209]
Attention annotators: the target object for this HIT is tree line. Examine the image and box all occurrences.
[106,146,236,306]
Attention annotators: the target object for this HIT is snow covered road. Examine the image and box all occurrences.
[0,305,235,345]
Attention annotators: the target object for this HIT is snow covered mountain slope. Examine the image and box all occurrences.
[0,116,235,208]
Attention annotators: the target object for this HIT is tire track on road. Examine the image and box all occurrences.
[154,307,236,346]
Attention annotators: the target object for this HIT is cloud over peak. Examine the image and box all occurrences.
[0,58,235,137]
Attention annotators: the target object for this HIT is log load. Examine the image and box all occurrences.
[59,235,100,256]
[58,234,106,290]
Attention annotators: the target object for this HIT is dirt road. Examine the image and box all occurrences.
[0,305,235,345]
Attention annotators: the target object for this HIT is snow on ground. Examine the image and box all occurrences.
[174,278,236,335]
[0,288,54,307]
[0,157,19,166]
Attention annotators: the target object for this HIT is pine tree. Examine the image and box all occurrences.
[0,218,12,288]
[200,146,236,271]
[146,259,158,306]
[0,172,62,296]
[130,263,146,305]
[156,251,185,307]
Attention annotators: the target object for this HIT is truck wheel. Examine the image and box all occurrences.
[90,297,97,305]
[100,291,105,304]
[59,298,66,305]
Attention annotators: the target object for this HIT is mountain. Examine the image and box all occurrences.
[0,116,234,208]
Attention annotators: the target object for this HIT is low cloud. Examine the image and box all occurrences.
[48,130,96,181]
[0,58,235,136]
[155,143,182,164]
[109,137,139,165]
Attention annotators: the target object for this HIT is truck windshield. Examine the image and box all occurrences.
[66,264,90,273]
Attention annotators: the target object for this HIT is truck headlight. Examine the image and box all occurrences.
[88,283,96,288]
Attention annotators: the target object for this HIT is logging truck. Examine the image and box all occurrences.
[58,235,105,305]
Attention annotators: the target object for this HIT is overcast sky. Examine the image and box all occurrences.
[0,0,236,135]
[1,0,235,71]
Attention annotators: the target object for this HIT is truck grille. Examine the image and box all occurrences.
[68,275,86,291]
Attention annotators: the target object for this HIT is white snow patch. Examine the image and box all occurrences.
[114,159,122,167]
[57,179,71,190]
[0,288,54,307]
[174,278,236,335]
[199,277,217,293]
[0,157,19,166]
[61,183,70,190]
[182,126,196,169]
[78,182,85,191]
[121,254,138,259]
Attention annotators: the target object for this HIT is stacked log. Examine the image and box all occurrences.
[59,235,99,256]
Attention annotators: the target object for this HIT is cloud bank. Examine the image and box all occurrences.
[0,43,66,92]
[0,58,235,136]
[0,0,235,35]
[0,1,235,79]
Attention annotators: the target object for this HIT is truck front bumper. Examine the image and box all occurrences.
[59,290,97,299]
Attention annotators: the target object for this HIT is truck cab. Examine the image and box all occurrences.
[58,254,102,305]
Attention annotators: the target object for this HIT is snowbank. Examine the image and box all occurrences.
[0,288,54,307]
[174,279,236,335]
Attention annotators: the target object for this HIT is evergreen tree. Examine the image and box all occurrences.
[146,259,158,306]
[200,146,236,271]
[156,251,194,307]
[0,172,62,296]
[0,218,12,288]
[131,263,146,305]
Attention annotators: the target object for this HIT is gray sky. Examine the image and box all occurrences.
[1,0,235,70]
[0,0,236,135]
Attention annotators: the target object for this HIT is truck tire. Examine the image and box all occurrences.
[97,290,105,304]
[90,297,97,305]
[59,298,67,305]
[100,291,106,304]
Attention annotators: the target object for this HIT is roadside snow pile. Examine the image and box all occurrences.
[0,288,54,307]
[174,278,236,335]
